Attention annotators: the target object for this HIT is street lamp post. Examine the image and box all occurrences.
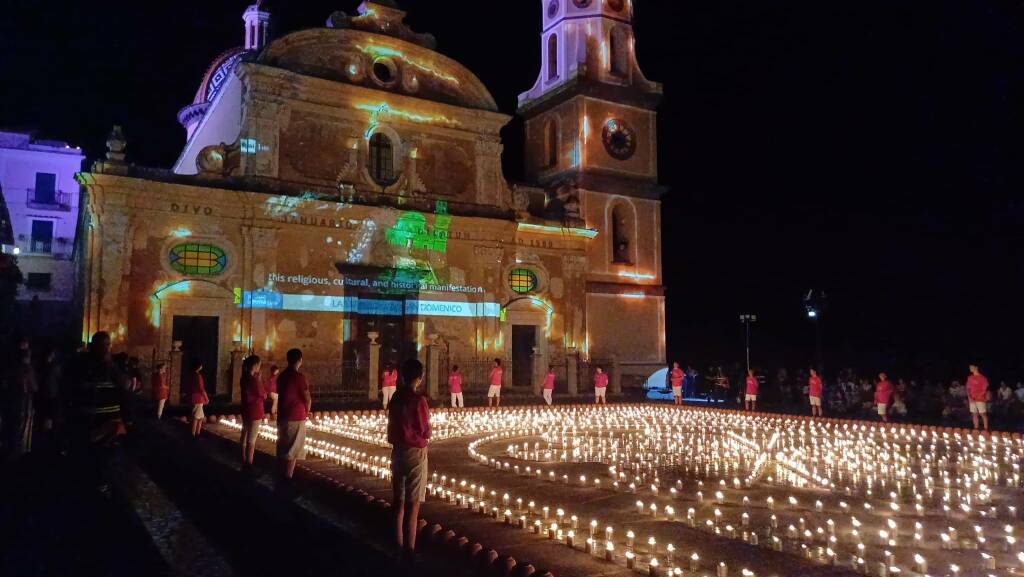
[739,314,757,374]
[803,290,827,376]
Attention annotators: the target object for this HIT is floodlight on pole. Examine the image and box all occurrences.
[739,314,757,373]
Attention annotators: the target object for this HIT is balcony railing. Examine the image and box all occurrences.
[29,239,53,254]
[25,188,72,211]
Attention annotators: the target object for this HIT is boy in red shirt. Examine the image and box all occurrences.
[381,363,399,410]
[594,366,608,405]
[388,358,431,559]
[448,365,463,408]
[542,366,555,406]
[875,372,893,422]
[670,362,684,405]
[487,359,503,408]
[966,364,990,431]
[808,369,823,417]
[745,369,759,411]
[188,359,209,437]
[276,349,312,480]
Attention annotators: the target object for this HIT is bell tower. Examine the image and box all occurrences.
[519,0,667,365]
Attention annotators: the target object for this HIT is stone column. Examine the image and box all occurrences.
[611,354,622,395]
[230,342,244,404]
[531,346,544,396]
[566,347,579,396]
[426,334,440,401]
[368,331,380,401]
[169,341,183,406]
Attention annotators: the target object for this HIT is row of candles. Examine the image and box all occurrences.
[220,405,1019,577]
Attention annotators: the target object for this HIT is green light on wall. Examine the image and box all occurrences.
[509,268,538,294]
[169,243,227,276]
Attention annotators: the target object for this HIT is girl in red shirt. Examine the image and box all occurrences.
[152,363,169,419]
[745,369,759,411]
[670,362,684,405]
[187,359,209,437]
[808,369,824,417]
[448,365,464,408]
[240,355,266,466]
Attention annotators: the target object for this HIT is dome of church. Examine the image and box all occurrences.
[260,2,497,112]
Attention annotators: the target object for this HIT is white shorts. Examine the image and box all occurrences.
[543,389,553,405]
[595,387,607,398]
[192,404,205,420]
[876,403,888,415]
[451,392,464,408]
[487,385,502,398]
[809,396,821,407]
[745,394,757,401]
[969,401,987,414]
[672,386,682,397]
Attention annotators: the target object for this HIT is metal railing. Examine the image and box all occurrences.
[26,188,72,210]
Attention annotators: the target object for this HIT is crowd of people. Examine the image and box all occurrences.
[682,362,1021,432]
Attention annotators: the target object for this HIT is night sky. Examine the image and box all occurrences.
[2,0,1022,380]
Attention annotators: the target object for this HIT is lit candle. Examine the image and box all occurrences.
[690,553,700,571]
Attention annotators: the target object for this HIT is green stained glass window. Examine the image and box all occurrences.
[509,268,538,294]
[169,243,227,275]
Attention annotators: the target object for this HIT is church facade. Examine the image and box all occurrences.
[77,0,665,402]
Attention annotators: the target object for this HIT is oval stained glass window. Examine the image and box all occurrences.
[509,268,538,294]
[169,243,227,276]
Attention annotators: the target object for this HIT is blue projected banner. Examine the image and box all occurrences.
[239,291,500,318]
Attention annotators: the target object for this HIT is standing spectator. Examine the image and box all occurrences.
[487,359,503,408]
[875,373,894,422]
[542,365,555,406]
[808,368,823,417]
[381,363,398,410]
[966,364,990,431]
[36,347,62,437]
[187,359,209,438]
[594,366,608,405]
[388,359,430,561]
[447,365,463,409]
[996,381,1013,418]
[151,363,169,419]
[276,349,311,480]
[3,349,37,458]
[266,365,280,418]
[239,355,265,467]
[1015,382,1024,404]
[670,362,684,406]
[744,369,759,411]
[64,332,129,492]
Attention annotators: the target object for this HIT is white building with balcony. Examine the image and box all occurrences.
[0,130,84,309]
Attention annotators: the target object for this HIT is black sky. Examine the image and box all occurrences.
[2,0,1022,380]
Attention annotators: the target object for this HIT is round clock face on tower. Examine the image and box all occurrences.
[602,118,637,160]
[607,0,625,12]
[573,0,593,7]
[547,0,560,18]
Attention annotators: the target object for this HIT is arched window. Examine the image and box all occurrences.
[368,132,397,186]
[547,33,559,81]
[544,118,558,168]
[611,204,633,264]
[610,26,629,77]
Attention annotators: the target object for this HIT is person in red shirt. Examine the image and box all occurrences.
[875,372,894,422]
[487,358,503,408]
[381,363,399,410]
[239,355,266,467]
[276,349,312,480]
[670,362,684,405]
[151,362,169,419]
[388,358,431,559]
[542,366,556,406]
[187,359,209,437]
[966,364,990,431]
[448,365,464,408]
[745,369,759,412]
[594,366,609,405]
[266,365,280,419]
[808,369,824,417]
